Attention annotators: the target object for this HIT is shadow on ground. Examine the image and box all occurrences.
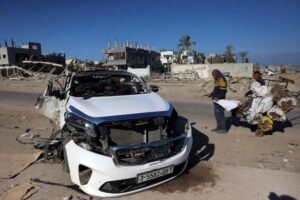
[227,116,295,135]
[153,126,217,193]
[187,127,215,170]
[30,177,88,196]
[269,192,297,200]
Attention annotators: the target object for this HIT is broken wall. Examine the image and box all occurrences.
[171,63,253,78]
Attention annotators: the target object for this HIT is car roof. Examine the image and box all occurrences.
[74,70,134,77]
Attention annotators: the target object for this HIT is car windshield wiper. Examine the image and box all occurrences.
[82,92,106,100]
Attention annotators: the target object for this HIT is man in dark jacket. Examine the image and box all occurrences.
[210,69,228,133]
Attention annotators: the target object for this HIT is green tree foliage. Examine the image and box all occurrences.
[207,54,225,64]
[176,49,184,64]
[224,45,236,63]
[193,51,206,64]
[238,51,249,63]
[177,35,196,51]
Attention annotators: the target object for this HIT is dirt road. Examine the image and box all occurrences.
[0,80,300,200]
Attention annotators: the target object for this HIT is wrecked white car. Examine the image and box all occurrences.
[36,70,193,197]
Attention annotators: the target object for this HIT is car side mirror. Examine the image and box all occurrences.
[150,85,159,92]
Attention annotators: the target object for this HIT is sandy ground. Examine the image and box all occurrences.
[0,79,300,200]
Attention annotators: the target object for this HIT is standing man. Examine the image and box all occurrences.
[210,69,228,133]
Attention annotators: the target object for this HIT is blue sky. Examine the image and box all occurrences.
[1,0,300,65]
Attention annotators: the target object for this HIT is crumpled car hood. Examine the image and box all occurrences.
[66,92,172,124]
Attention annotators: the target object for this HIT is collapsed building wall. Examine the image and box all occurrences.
[0,66,31,79]
[0,41,65,67]
[171,63,253,78]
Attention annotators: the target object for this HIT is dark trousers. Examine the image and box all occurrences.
[214,103,227,130]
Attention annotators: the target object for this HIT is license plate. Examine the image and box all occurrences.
[136,165,174,183]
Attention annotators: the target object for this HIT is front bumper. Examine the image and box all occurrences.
[65,125,193,197]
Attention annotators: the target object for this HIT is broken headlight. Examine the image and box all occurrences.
[167,115,190,136]
[65,111,96,137]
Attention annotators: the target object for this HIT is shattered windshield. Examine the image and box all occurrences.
[70,73,148,98]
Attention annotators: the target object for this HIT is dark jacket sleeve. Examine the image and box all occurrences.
[211,77,227,99]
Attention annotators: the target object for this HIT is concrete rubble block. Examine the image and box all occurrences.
[0,182,40,200]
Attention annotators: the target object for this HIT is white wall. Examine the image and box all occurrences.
[127,66,151,78]
[171,63,253,78]
[160,51,175,65]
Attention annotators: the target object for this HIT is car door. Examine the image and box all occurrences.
[36,75,71,129]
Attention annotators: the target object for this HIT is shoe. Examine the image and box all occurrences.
[216,129,228,134]
[211,127,220,132]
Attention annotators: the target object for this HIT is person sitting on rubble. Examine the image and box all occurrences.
[243,71,272,124]
[210,69,228,134]
[237,71,267,115]
[245,71,266,97]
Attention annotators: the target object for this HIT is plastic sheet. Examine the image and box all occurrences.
[214,99,241,112]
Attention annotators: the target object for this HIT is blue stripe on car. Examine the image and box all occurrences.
[68,103,173,125]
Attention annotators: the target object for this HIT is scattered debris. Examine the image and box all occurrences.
[0,151,42,179]
[287,143,298,149]
[272,150,286,157]
[16,129,40,144]
[277,97,298,112]
[158,70,200,80]
[0,182,40,200]
[271,84,289,101]
[256,163,265,169]
[267,105,286,122]
[151,74,252,98]
[0,66,31,80]
[0,61,65,81]
[62,195,93,200]
[62,195,73,200]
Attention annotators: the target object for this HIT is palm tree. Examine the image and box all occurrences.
[224,45,236,63]
[238,51,249,63]
[208,54,225,64]
[198,52,206,64]
[177,35,196,51]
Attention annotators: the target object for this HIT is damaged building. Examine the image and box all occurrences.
[0,40,65,67]
[103,44,162,72]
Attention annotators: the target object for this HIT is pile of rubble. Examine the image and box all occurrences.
[234,81,299,136]
[197,76,252,98]
[0,66,31,80]
[151,70,200,81]
[150,72,252,98]
[0,62,65,81]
